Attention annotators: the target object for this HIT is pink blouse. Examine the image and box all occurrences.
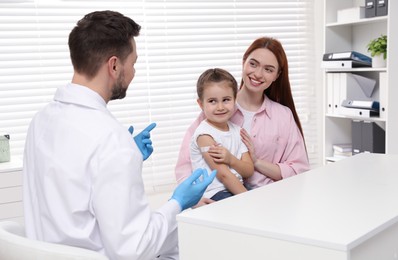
[175,95,310,188]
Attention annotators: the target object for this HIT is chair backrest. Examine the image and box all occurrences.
[0,221,108,260]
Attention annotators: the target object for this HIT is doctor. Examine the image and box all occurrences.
[22,10,216,260]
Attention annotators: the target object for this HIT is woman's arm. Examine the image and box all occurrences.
[175,113,206,184]
[240,128,282,181]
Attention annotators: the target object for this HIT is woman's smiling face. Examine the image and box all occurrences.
[242,48,280,93]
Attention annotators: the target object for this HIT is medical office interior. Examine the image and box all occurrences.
[1,0,398,259]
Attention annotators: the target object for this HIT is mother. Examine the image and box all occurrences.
[175,37,310,201]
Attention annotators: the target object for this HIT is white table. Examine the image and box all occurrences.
[177,153,398,260]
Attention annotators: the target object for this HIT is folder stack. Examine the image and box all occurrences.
[322,51,372,69]
[326,72,378,118]
[332,143,352,159]
[365,0,388,18]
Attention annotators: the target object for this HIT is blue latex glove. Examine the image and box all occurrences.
[128,123,157,160]
[171,168,217,211]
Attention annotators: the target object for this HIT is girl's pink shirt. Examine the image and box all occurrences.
[175,95,310,188]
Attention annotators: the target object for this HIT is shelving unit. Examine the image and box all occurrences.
[322,0,398,163]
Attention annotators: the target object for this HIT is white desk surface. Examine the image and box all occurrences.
[177,153,398,252]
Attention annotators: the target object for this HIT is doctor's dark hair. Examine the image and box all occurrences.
[241,37,304,140]
[196,68,238,101]
[68,10,141,79]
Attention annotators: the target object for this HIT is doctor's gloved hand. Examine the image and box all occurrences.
[128,123,157,160]
[171,168,217,211]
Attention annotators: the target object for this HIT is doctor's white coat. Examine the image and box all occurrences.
[23,83,180,260]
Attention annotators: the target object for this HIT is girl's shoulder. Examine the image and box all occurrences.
[222,121,241,136]
[227,120,240,127]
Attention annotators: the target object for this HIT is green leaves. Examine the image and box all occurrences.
[367,34,387,60]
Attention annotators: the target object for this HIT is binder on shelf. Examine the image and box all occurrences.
[323,51,372,63]
[341,100,379,110]
[351,120,385,154]
[365,0,376,18]
[321,60,371,69]
[333,73,343,114]
[336,73,348,114]
[376,0,388,16]
[340,107,379,118]
[327,73,378,117]
[352,120,362,154]
[362,121,385,153]
[340,73,378,117]
[326,73,334,114]
[379,72,388,119]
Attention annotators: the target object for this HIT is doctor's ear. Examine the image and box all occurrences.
[108,56,118,74]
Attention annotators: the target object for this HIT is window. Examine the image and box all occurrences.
[0,0,319,192]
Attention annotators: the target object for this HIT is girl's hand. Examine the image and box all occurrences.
[192,197,215,209]
[208,144,232,165]
[240,128,257,163]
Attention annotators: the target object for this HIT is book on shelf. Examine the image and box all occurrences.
[331,143,352,161]
[333,143,352,153]
[326,155,350,163]
[333,151,352,158]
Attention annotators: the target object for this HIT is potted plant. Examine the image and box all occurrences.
[367,34,387,68]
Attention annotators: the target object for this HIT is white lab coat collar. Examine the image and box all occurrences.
[54,83,107,112]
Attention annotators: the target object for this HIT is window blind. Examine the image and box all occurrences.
[0,0,319,193]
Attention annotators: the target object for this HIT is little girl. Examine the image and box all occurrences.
[190,68,254,201]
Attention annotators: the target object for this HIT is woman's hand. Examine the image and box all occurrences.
[208,145,233,165]
[240,128,258,164]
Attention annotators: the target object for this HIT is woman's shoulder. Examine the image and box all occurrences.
[267,98,293,117]
[187,112,206,132]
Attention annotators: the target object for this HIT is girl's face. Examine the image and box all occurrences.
[242,48,280,94]
[197,81,235,131]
